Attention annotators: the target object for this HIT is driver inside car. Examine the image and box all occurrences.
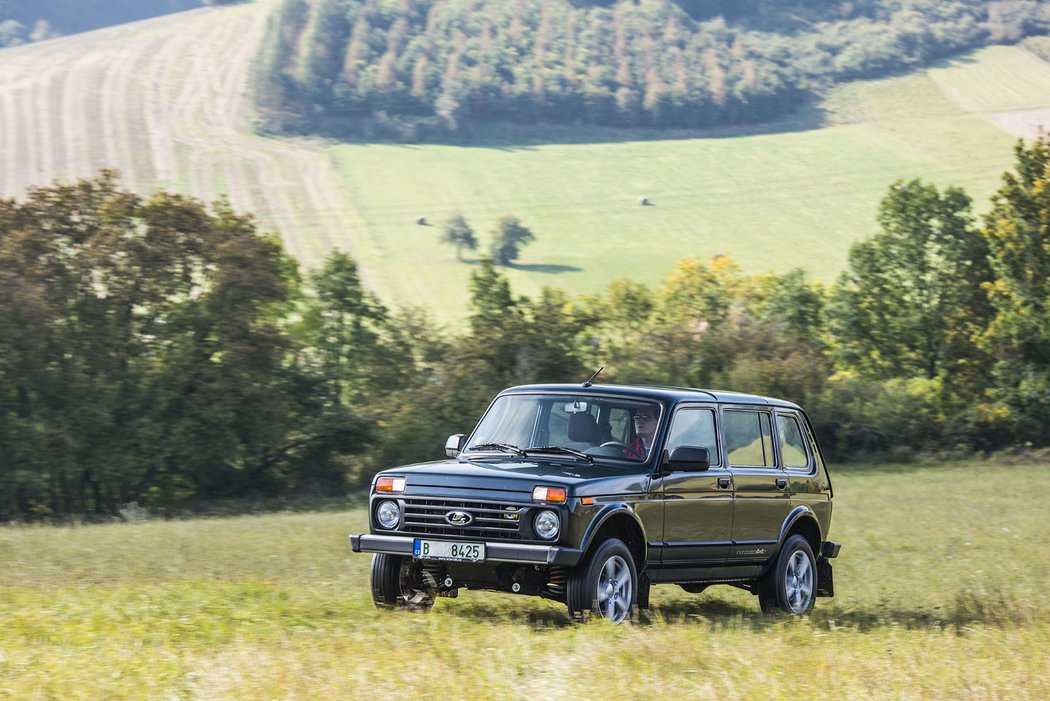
[626,408,659,459]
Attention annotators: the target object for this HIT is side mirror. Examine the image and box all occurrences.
[663,446,710,472]
[445,433,466,458]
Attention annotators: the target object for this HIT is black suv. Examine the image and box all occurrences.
[350,383,840,622]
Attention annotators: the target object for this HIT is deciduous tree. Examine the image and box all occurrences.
[490,216,535,266]
[0,173,364,519]
[440,212,477,261]
[980,136,1050,441]
[829,179,993,384]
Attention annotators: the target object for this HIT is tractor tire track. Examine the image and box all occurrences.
[0,0,379,285]
[57,51,99,183]
[33,70,57,186]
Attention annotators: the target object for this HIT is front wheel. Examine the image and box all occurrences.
[567,538,637,623]
[758,534,816,615]
[370,554,435,610]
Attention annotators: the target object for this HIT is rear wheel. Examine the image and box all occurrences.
[758,535,816,615]
[567,538,637,623]
[370,554,435,610]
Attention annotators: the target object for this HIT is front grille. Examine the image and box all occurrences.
[398,497,526,540]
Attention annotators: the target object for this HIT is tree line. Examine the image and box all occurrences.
[3,136,1050,520]
[255,0,1050,139]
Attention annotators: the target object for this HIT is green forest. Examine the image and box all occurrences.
[256,0,1050,139]
[3,136,1050,520]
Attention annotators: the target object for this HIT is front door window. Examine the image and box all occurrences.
[666,407,719,460]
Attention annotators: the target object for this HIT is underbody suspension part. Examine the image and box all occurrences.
[547,566,568,599]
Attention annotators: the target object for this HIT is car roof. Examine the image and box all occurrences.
[500,383,802,411]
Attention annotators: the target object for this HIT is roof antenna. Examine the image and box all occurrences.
[582,366,604,388]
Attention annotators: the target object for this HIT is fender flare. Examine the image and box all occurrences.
[578,503,648,565]
[773,505,823,557]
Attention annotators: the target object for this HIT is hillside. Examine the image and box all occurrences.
[0,0,364,268]
[256,0,1050,139]
[1,0,1050,319]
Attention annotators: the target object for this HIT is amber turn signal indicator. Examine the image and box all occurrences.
[532,486,566,503]
[376,476,406,492]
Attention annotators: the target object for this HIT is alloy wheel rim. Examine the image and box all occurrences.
[596,555,632,623]
[785,550,814,613]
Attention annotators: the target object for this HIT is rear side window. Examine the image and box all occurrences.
[666,408,719,466]
[724,410,774,467]
[776,414,810,469]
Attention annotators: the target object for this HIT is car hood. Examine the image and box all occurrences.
[380,458,650,500]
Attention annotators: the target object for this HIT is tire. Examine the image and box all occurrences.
[567,538,638,623]
[371,553,406,608]
[370,554,435,610]
[758,534,817,615]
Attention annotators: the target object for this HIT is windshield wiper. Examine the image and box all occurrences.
[468,442,527,457]
[525,446,594,463]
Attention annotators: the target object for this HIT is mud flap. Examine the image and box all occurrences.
[816,557,834,597]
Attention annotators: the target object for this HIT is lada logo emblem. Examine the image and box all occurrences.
[446,510,473,526]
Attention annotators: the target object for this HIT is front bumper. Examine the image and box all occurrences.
[350,533,584,567]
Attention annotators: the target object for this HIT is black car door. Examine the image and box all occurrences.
[723,407,791,562]
[656,404,733,565]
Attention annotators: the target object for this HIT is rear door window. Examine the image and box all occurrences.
[724,410,774,467]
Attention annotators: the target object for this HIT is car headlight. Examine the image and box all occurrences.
[534,509,560,540]
[376,500,400,529]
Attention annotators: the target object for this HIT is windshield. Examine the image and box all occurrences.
[464,393,662,465]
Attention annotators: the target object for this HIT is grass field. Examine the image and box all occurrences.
[1,2,1049,320]
[2,461,1048,699]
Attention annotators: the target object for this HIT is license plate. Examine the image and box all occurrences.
[413,538,485,562]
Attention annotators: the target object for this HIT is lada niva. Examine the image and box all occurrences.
[350,382,840,622]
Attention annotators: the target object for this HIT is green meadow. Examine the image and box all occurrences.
[927,45,1050,113]
[2,460,1048,699]
[331,45,1040,315]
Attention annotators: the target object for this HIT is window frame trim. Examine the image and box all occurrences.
[464,391,666,465]
[773,408,816,474]
[720,406,778,470]
[662,403,723,469]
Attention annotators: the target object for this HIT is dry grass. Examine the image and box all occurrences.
[1,461,1049,699]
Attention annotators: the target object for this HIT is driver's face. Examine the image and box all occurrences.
[633,411,658,442]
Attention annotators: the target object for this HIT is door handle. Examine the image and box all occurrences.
[717,477,732,489]
[775,478,787,490]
